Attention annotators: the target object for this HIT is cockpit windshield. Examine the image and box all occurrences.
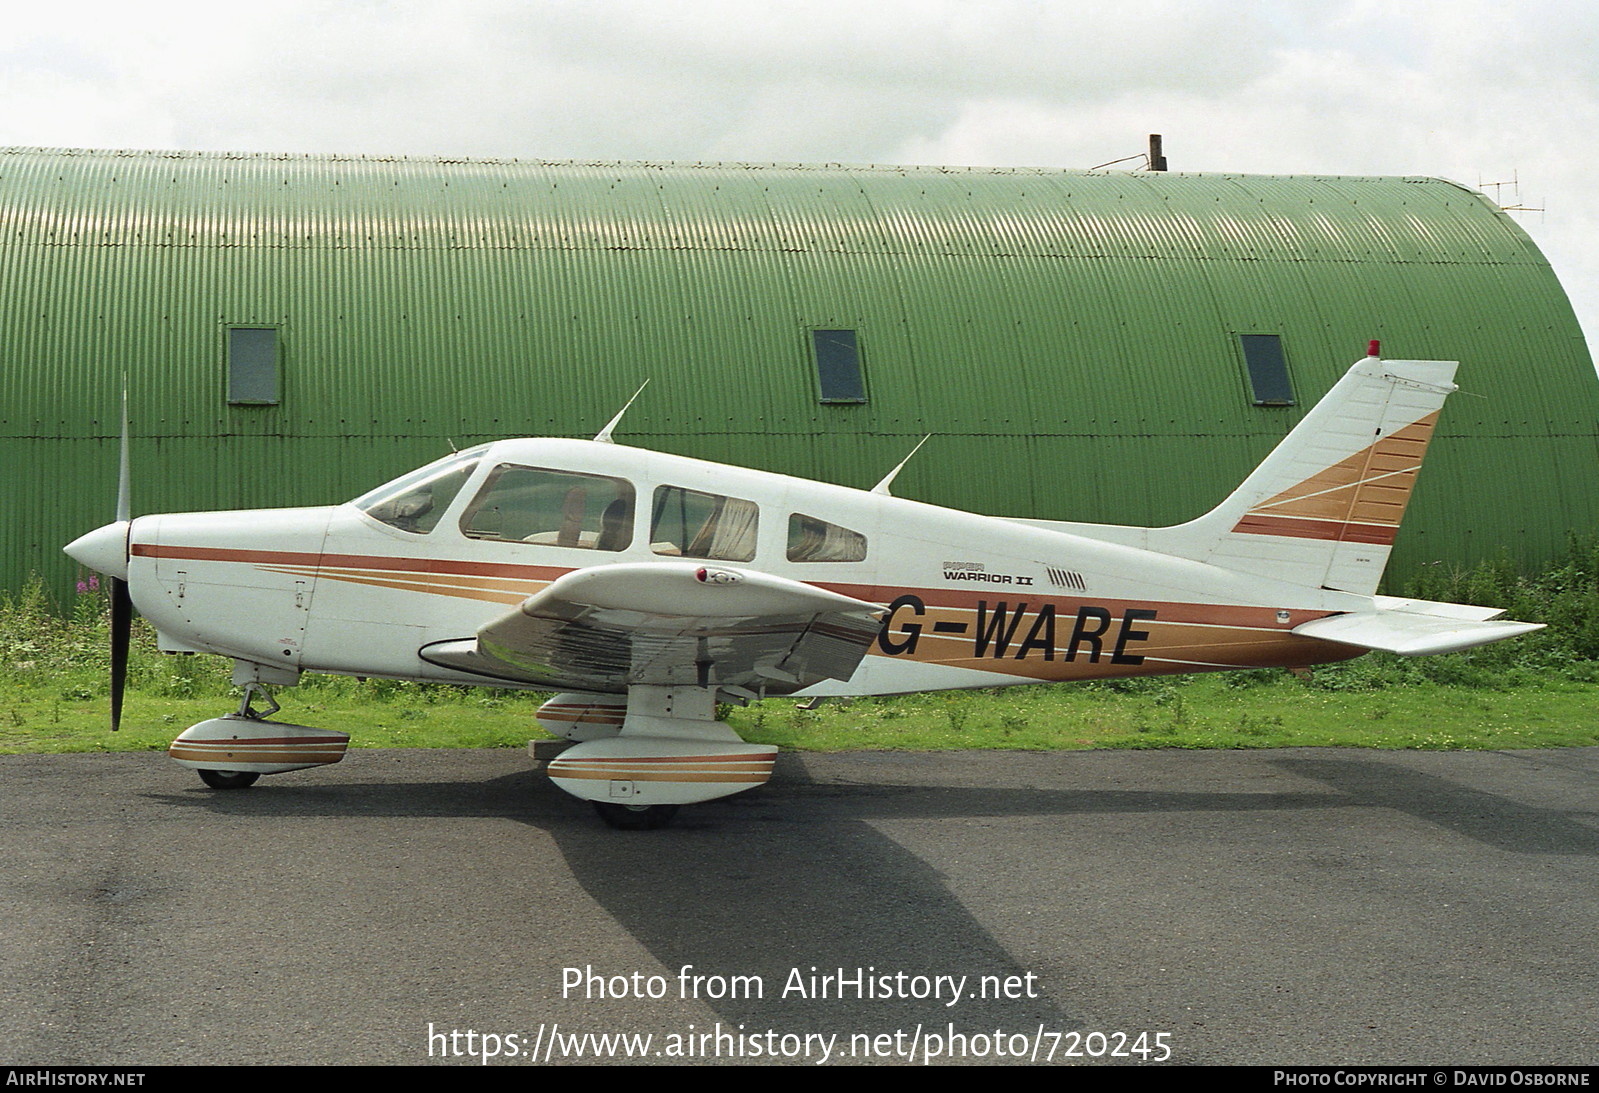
[353,446,487,534]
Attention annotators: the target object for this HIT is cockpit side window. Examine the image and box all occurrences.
[460,465,635,551]
[786,513,868,562]
[650,486,758,561]
[354,449,483,535]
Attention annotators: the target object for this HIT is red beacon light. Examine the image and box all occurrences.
[1368,339,1381,358]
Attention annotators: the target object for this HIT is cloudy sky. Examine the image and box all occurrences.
[4,0,1595,352]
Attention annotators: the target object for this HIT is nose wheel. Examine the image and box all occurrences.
[197,769,260,790]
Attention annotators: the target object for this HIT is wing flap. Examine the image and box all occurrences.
[420,562,883,693]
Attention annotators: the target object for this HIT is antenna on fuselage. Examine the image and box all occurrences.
[593,380,651,444]
[871,435,931,496]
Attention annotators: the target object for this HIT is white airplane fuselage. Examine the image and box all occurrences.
[124,437,1369,698]
[66,353,1544,824]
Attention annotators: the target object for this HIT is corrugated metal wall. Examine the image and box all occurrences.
[4,147,1596,599]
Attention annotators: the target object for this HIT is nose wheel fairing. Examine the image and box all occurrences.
[169,715,349,776]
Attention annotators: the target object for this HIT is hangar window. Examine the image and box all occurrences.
[812,329,867,404]
[1238,333,1295,407]
[227,326,280,405]
[461,466,635,550]
[651,486,758,561]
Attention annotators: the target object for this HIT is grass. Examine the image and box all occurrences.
[8,664,1598,756]
[727,675,1599,751]
[9,539,1599,755]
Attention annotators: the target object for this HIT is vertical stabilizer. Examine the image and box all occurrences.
[1146,351,1458,595]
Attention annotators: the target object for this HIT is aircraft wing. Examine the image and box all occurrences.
[1292,604,1543,656]
[419,562,884,695]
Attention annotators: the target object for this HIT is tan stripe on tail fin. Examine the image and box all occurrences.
[1229,411,1440,547]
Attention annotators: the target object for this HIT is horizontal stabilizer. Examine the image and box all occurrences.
[1368,595,1507,622]
[1292,610,1543,657]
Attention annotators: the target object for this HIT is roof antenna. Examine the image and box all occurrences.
[872,435,931,496]
[593,379,650,444]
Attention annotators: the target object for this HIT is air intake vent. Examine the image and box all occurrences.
[1045,566,1086,592]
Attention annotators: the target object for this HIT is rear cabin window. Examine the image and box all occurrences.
[650,486,759,561]
[787,514,868,562]
[460,466,635,550]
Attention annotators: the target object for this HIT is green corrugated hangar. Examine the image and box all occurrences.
[4,146,1596,597]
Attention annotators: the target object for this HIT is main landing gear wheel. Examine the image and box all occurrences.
[197,769,260,790]
[591,802,679,830]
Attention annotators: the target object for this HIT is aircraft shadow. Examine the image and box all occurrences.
[143,749,1597,1040]
[138,750,1338,1039]
[1273,756,1599,856]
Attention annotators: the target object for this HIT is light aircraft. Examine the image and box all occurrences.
[66,343,1541,828]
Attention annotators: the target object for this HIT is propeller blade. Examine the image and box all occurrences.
[110,383,132,731]
[109,576,131,731]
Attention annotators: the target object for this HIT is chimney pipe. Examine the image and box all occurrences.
[1148,134,1168,172]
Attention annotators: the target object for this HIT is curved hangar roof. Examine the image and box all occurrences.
[2,147,1595,590]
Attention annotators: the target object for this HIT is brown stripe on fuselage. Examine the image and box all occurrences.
[132,544,1358,681]
[259,563,545,598]
[903,612,1360,681]
[260,566,538,606]
[822,583,1325,629]
[134,543,565,582]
